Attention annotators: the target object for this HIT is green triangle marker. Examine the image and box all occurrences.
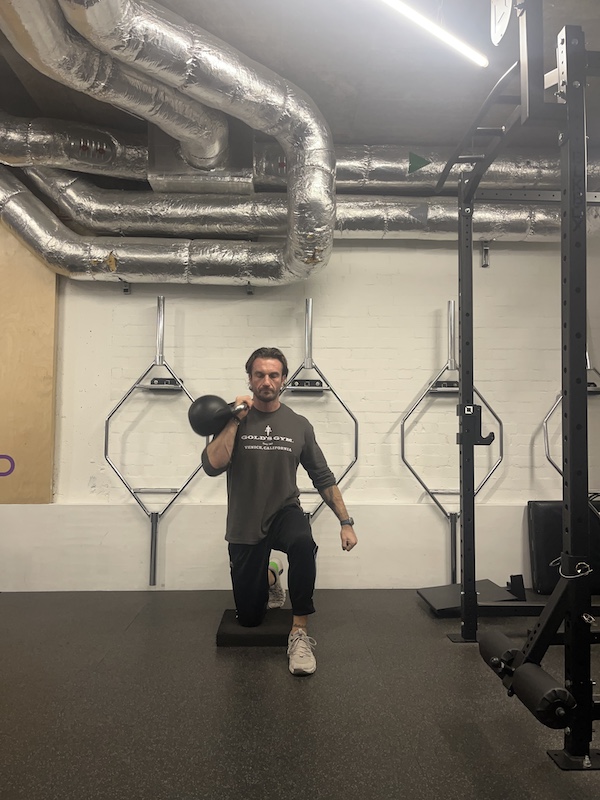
[408,152,432,174]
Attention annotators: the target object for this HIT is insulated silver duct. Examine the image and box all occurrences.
[0,165,307,285]
[0,0,228,169]
[255,142,600,194]
[335,197,569,241]
[25,167,598,243]
[0,112,148,179]
[57,0,336,278]
[25,168,285,237]
[8,108,600,196]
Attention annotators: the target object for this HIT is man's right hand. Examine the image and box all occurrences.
[234,395,253,420]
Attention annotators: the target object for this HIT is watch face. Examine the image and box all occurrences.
[491,0,513,46]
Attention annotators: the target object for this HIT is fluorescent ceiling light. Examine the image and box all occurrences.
[379,0,489,68]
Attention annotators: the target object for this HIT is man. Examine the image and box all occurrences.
[201,346,357,676]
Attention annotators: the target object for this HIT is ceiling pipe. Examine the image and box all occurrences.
[255,142,600,194]
[0,166,298,284]
[0,0,229,169]
[0,111,148,179]
[0,2,590,285]
[25,166,587,243]
[26,167,286,236]
[4,108,599,195]
[57,0,336,279]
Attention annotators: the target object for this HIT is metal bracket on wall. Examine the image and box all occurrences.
[481,241,491,268]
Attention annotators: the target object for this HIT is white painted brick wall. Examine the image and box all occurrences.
[52,240,592,508]
[56,245,560,502]
[3,236,600,591]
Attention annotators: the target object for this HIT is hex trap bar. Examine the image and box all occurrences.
[281,298,358,520]
[104,296,203,586]
[543,347,600,520]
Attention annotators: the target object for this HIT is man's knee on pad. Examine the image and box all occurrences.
[236,612,265,627]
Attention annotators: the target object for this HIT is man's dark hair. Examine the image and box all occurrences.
[245,347,288,378]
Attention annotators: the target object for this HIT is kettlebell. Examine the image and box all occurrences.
[188,395,248,436]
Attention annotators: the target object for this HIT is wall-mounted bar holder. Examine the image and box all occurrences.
[104,296,203,586]
[281,298,358,520]
[400,300,503,584]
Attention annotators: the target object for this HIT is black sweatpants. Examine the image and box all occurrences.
[228,504,318,627]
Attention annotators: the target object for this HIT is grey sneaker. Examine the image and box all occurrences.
[268,556,286,609]
[287,629,317,675]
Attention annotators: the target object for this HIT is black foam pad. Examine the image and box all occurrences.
[527,501,600,594]
[512,662,575,729]
[216,608,293,647]
[478,629,519,674]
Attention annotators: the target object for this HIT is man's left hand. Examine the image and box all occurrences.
[341,526,358,552]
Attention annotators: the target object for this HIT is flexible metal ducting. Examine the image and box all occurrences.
[0,112,148,179]
[0,2,593,287]
[0,0,228,169]
[56,0,336,279]
[11,108,600,198]
[255,142,600,194]
[25,166,589,243]
[6,110,600,196]
[0,166,295,284]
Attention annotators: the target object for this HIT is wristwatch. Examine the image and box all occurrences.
[340,518,354,527]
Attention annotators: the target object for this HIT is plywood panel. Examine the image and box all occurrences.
[0,228,57,503]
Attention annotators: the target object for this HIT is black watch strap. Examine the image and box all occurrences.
[340,518,354,526]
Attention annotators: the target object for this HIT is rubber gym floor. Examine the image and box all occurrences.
[1,588,599,800]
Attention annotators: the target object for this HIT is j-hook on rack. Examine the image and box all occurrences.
[281,298,358,520]
[104,296,203,586]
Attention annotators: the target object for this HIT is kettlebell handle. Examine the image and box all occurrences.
[230,402,249,417]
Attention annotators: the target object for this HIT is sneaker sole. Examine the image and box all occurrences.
[267,593,286,609]
[289,665,317,676]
